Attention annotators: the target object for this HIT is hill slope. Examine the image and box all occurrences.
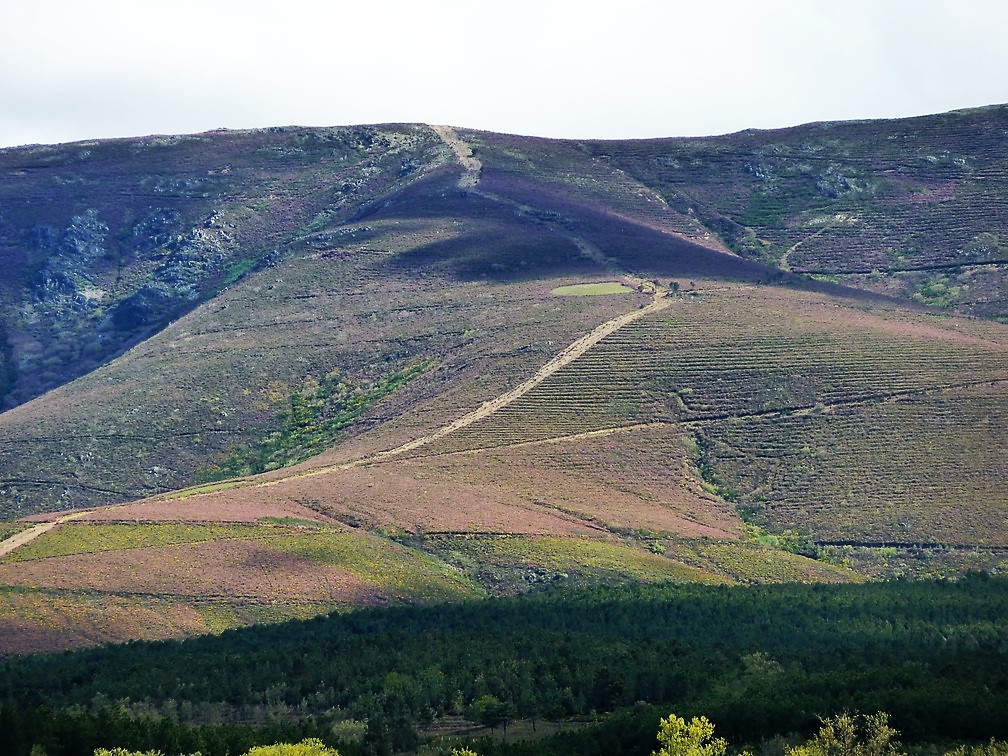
[591,105,1008,318]
[0,111,1006,653]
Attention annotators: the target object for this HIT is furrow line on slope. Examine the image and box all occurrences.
[381,376,1008,463]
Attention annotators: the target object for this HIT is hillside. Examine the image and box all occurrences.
[0,124,447,410]
[591,105,1008,319]
[0,109,1006,653]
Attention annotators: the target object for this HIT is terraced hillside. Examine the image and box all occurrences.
[413,282,1006,545]
[1,109,1007,654]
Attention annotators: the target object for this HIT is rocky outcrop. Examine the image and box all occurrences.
[33,209,110,313]
[112,218,235,330]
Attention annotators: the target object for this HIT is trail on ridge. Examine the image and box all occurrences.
[33,124,674,514]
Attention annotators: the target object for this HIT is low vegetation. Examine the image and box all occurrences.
[196,360,435,481]
[550,282,633,296]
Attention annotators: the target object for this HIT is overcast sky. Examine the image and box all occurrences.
[2,0,1007,148]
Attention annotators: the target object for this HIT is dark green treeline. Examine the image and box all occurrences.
[1,576,1006,755]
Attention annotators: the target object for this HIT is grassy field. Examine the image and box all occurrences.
[0,522,261,561]
[551,282,634,296]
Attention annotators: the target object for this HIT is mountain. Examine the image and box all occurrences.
[0,109,1006,653]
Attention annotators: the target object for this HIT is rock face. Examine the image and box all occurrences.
[35,209,110,308]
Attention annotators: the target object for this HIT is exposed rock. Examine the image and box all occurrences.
[131,208,182,254]
[33,209,109,313]
[816,164,868,198]
[112,221,235,330]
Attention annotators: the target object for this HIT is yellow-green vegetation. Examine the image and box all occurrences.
[193,602,245,634]
[266,530,483,602]
[198,360,435,482]
[653,713,730,756]
[670,540,858,584]
[163,480,245,500]
[244,739,340,756]
[438,535,724,585]
[94,740,339,756]
[1,522,485,599]
[945,742,1008,756]
[551,281,633,296]
[0,523,262,562]
[190,602,340,635]
[650,711,909,756]
[786,712,902,756]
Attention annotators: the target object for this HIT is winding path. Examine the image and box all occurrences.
[283,126,671,473]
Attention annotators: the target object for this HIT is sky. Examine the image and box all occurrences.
[1,0,1007,148]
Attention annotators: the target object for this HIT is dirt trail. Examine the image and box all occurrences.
[431,125,482,188]
[354,292,669,465]
[779,214,856,271]
[0,510,89,558]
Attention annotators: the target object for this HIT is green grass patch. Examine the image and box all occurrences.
[195,600,345,632]
[672,539,858,584]
[551,282,633,296]
[220,258,258,288]
[912,276,968,308]
[264,531,484,602]
[164,480,245,500]
[1,523,266,562]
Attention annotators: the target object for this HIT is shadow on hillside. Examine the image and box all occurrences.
[359,166,909,309]
[358,171,607,282]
